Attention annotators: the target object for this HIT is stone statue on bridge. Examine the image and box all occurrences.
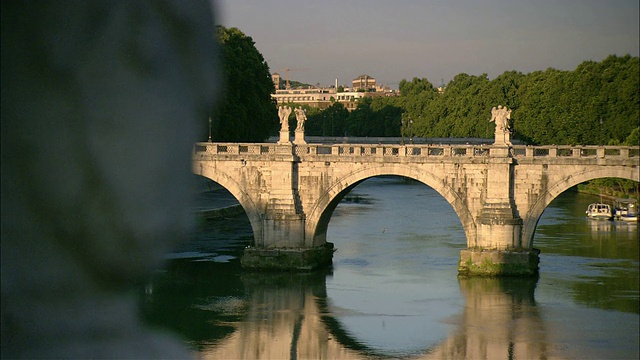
[490,105,512,146]
[278,106,292,144]
[278,105,292,132]
[294,107,307,144]
[294,107,306,131]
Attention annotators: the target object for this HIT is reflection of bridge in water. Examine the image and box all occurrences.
[200,273,548,359]
[193,141,639,274]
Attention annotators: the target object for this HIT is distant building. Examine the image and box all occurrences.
[271,87,336,110]
[352,74,376,91]
[334,91,367,111]
[271,73,281,91]
[270,73,397,111]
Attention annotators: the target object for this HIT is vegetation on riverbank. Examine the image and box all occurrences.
[577,178,639,201]
[301,55,639,146]
[210,27,638,147]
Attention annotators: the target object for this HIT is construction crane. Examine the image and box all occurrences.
[274,68,310,90]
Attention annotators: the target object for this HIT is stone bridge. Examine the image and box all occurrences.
[192,141,638,275]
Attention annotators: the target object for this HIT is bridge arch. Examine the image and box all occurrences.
[305,163,476,248]
[522,165,639,248]
[192,163,263,246]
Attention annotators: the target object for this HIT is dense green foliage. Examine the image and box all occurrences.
[345,97,403,137]
[308,55,638,145]
[209,30,637,145]
[208,31,639,146]
[304,102,349,136]
[210,27,277,142]
[578,178,639,200]
[286,98,403,138]
[210,38,638,194]
[515,56,639,145]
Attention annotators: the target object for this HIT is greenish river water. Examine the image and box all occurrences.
[142,176,639,359]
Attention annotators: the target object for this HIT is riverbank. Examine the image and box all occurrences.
[576,182,639,202]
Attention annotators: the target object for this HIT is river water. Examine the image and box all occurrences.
[142,176,639,359]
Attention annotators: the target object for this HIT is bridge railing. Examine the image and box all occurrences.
[194,142,639,160]
[193,143,276,155]
[510,145,639,159]
[193,142,494,158]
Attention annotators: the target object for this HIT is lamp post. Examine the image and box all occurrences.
[401,118,405,145]
[408,118,414,144]
[208,116,212,142]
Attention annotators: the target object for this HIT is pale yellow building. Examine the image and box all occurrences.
[270,74,397,111]
[352,74,376,91]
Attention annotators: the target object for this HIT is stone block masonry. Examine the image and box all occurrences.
[193,142,638,275]
[242,243,335,271]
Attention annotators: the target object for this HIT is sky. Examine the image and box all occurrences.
[214,0,639,89]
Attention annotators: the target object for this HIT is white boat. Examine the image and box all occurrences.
[586,203,613,220]
[613,198,639,222]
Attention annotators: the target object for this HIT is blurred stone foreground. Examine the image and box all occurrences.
[1,2,219,358]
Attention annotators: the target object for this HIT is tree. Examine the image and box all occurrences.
[345,98,375,136]
[515,56,638,145]
[398,78,439,138]
[623,127,639,146]
[390,56,637,145]
[211,27,277,142]
[306,102,349,136]
[370,97,403,137]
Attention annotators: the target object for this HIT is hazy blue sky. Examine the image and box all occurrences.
[215,0,639,88]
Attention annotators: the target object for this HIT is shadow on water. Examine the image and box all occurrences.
[140,259,246,350]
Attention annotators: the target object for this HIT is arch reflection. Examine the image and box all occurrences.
[197,272,552,360]
[141,178,637,359]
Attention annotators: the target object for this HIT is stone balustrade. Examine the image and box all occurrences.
[194,142,639,160]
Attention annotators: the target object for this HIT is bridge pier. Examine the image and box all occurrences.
[458,210,539,276]
[458,248,540,277]
[458,146,539,276]
[241,212,334,271]
[241,241,334,271]
[240,144,334,271]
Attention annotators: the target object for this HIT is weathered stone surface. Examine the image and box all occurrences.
[241,243,335,271]
[458,248,540,276]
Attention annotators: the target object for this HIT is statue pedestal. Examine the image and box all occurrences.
[293,130,306,144]
[489,146,510,157]
[493,131,512,146]
[278,130,290,144]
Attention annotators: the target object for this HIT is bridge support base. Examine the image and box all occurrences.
[241,243,334,271]
[458,248,540,277]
